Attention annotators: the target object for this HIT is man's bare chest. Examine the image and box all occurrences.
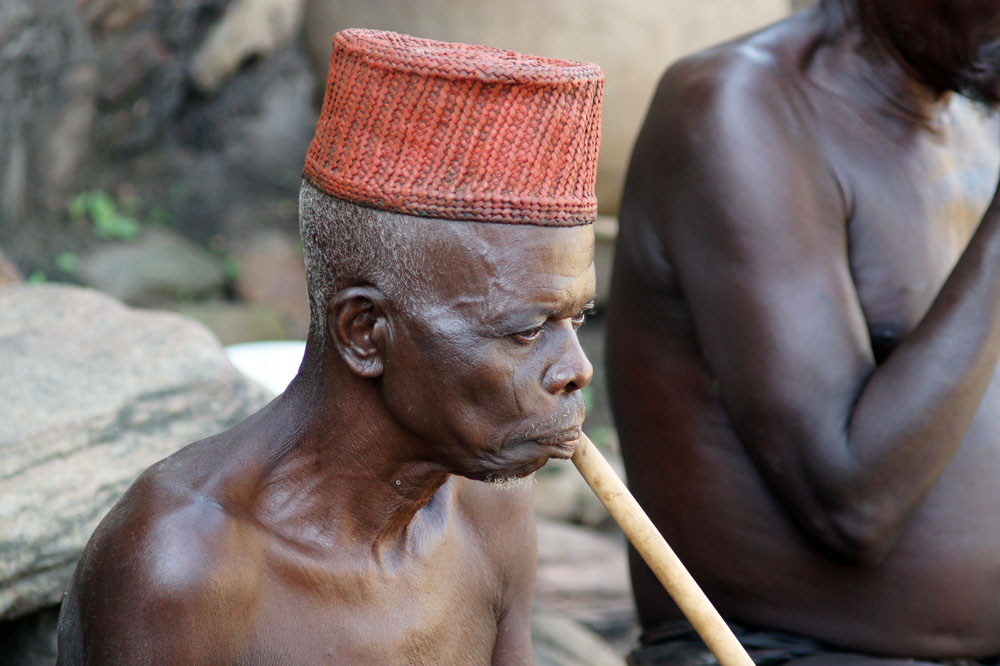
[842,127,999,338]
[231,540,503,665]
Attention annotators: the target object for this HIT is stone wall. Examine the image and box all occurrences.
[0,0,95,234]
[0,0,315,275]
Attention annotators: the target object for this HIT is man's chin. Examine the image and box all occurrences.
[458,421,583,482]
[483,472,537,492]
[462,456,550,484]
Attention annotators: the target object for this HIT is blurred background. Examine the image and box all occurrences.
[0,0,812,663]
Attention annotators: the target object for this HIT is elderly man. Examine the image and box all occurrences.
[57,29,603,665]
[608,0,1000,664]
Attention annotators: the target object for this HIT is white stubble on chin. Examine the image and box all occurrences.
[485,472,537,491]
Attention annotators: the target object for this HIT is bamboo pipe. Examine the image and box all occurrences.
[572,433,755,666]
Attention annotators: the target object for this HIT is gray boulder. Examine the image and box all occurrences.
[0,284,271,620]
[77,228,226,306]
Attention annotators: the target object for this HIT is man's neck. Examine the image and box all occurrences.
[239,369,453,560]
[812,0,954,130]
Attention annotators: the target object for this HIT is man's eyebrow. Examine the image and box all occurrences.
[548,294,597,318]
[569,295,597,315]
[487,296,597,331]
[485,308,545,332]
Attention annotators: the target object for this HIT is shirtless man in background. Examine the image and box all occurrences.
[57,29,604,665]
[608,0,1000,663]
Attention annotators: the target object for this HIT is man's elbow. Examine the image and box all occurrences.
[806,499,904,567]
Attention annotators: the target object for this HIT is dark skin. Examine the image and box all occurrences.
[608,0,1000,661]
[57,218,596,665]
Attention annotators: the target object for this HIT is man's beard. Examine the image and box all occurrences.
[955,37,1000,106]
[485,472,537,491]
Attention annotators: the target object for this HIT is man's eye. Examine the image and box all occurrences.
[512,326,544,344]
[572,307,593,329]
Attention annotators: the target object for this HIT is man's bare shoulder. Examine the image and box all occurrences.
[59,441,263,664]
[625,15,838,237]
[657,35,808,134]
[641,10,829,152]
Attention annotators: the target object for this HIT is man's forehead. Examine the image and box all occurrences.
[445,219,591,258]
[416,220,595,318]
[426,220,593,279]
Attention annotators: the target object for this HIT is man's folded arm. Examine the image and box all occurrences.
[632,58,1000,565]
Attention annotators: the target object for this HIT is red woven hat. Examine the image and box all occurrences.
[304,29,604,226]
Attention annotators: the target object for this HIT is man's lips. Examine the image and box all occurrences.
[533,427,583,456]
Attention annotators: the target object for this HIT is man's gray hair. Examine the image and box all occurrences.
[298,180,428,347]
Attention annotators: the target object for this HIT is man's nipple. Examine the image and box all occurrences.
[868,321,905,365]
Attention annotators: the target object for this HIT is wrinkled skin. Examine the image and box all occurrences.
[608,0,1000,661]
[57,218,595,665]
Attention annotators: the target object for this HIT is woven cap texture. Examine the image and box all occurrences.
[304,29,604,226]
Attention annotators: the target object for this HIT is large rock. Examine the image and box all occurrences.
[77,227,226,306]
[304,0,791,214]
[0,285,272,620]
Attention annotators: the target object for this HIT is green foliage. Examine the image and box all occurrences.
[581,384,594,412]
[147,203,173,226]
[27,270,47,284]
[68,190,141,240]
[55,252,79,274]
[588,425,617,451]
[222,255,241,282]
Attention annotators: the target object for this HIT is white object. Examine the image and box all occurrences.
[224,340,306,395]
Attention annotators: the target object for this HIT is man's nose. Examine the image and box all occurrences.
[543,330,593,394]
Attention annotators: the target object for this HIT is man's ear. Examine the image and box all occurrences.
[327,286,389,378]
